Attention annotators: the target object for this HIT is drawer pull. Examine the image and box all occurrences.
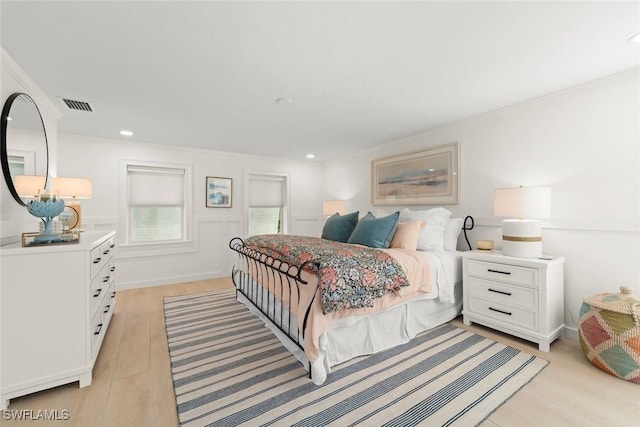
[489,307,512,316]
[93,257,102,264]
[102,276,110,283]
[110,243,115,248]
[110,266,116,272]
[488,288,512,296]
[103,305,110,313]
[111,291,116,298]
[93,288,102,298]
[487,268,511,275]
[103,249,110,255]
[94,323,103,335]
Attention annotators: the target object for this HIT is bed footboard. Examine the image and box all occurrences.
[229,237,316,371]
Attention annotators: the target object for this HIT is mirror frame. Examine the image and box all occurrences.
[1,92,49,206]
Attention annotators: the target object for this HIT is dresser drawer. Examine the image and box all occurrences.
[466,259,537,287]
[89,245,105,279]
[90,268,111,317]
[90,309,104,351]
[100,238,115,261]
[468,277,538,310]
[468,297,537,330]
[90,238,115,280]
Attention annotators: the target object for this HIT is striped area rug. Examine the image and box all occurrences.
[164,289,548,427]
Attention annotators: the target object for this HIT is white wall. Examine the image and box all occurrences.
[56,135,325,289]
[0,49,63,243]
[323,68,640,338]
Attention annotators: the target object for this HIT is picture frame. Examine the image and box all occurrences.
[206,176,232,208]
[371,142,459,205]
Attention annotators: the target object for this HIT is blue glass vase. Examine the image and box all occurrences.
[27,197,66,243]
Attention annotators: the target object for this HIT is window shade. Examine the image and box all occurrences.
[248,175,284,207]
[128,165,185,206]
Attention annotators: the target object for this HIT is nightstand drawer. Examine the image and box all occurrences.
[467,259,537,287]
[468,298,537,330]
[468,277,537,310]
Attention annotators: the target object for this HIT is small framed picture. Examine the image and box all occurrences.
[206,177,232,208]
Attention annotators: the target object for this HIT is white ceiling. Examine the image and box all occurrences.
[2,1,639,162]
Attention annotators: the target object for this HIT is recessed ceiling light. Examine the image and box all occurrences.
[120,130,133,136]
[276,97,292,105]
[628,32,640,43]
[306,154,315,159]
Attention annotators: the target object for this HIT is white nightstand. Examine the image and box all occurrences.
[462,250,565,352]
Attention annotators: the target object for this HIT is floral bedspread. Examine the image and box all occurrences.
[244,235,410,315]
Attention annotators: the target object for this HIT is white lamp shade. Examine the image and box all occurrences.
[53,177,93,199]
[323,200,347,216]
[494,187,551,219]
[14,175,46,197]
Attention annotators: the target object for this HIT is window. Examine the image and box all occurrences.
[8,154,25,177]
[247,174,287,236]
[126,164,188,244]
[248,207,282,235]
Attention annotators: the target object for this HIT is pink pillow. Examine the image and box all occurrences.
[390,220,426,250]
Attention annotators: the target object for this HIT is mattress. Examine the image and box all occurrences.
[417,250,464,303]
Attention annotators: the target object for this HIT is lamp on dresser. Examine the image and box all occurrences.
[494,186,551,258]
[13,175,46,199]
[53,177,93,231]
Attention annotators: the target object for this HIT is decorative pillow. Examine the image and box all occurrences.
[444,217,464,251]
[399,207,452,251]
[321,211,359,243]
[390,220,426,250]
[348,211,400,248]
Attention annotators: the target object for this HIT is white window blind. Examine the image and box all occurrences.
[128,165,185,243]
[247,175,286,236]
[128,165,184,206]
[248,176,284,207]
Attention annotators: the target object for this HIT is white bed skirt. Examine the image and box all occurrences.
[236,283,463,385]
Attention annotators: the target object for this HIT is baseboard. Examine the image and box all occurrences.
[116,270,232,290]
[564,326,578,341]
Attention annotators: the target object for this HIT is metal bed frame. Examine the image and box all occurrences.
[229,215,475,378]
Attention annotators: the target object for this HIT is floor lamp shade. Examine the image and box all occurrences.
[494,187,551,258]
[53,177,93,230]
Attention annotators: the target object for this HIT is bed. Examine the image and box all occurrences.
[229,211,474,385]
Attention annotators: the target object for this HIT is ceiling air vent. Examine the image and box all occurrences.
[59,98,94,112]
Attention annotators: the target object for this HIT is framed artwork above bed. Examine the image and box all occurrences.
[371,142,460,205]
[206,176,232,208]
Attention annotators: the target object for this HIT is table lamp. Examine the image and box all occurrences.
[14,175,46,199]
[494,186,551,258]
[53,177,93,231]
[323,200,347,216]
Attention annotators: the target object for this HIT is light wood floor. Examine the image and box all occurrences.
[3,278,638,427]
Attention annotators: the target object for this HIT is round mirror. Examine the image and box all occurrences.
[1,93,49,206]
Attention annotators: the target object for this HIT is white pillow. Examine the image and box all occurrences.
[399,207,452,251]
[444,217,464,251]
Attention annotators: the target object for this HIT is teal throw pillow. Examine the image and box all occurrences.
[321,211,359,243]
[348,211,400,248]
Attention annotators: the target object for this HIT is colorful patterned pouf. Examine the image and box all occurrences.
[579,286,640,384]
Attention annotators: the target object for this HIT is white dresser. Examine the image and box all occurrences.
[462,250,565,352]
[0,230,116,409]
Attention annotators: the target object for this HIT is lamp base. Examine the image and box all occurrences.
[502,219,543,258]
